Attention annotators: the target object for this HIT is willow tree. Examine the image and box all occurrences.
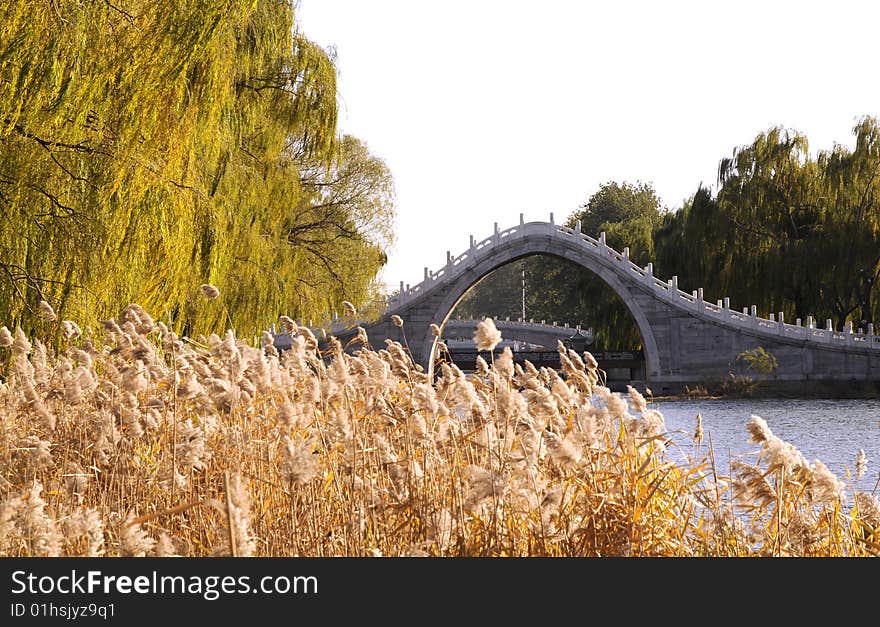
[712,120,880,328]
[0,1,394,340]
[814,116,880,330]
[715,126,826,321]
[653,186,738,304]
[652,119,880,331]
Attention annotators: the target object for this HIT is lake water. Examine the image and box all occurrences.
[647,397,880,497]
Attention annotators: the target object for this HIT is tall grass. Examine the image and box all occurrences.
[0,304,877,557]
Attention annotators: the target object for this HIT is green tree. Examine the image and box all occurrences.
[653,119,880,332]
[568,180,664,264]
[0,1,394,341]
[814,116,880,330]
[668,119,880,330]
[715,126,825,321]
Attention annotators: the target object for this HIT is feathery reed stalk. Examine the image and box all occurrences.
[0,303,874,557]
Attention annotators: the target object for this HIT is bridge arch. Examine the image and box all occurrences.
[423,244,661,378]
[308,217,879,391]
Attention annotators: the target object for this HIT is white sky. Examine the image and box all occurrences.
[296,0,880,292]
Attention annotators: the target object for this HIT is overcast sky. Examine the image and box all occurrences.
[296,0,880,292]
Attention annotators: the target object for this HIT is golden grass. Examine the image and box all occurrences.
[0,303,878,557]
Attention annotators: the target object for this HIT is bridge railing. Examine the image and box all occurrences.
[443,317,595,338]
[325,213,878,351]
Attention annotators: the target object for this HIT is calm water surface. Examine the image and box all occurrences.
[649,397,880,496]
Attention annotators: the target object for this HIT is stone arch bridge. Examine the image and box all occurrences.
[287,215,880,394]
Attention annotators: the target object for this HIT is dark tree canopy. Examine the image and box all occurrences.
[458,120,880,348]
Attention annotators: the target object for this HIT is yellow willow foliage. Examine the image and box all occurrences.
[0,1,390,341]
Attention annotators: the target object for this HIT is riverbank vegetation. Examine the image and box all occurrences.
[1,311,877,557]
[0,1,394,343]
[458,121,880,352]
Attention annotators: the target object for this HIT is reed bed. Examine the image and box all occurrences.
[1,306,878,557]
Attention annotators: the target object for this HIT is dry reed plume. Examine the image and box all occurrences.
[0,304,878,557]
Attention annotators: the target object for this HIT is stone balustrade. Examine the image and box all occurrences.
[319,214,876,352]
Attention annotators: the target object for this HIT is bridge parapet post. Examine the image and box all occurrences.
[722,297,731,320]
[599,231,607,254]
[750,305,758,329]
[777,312,785,335]
[695,287,703,311]
[494,222,500,246]
[574,220,581,235]
[644,262,654,287]
[806,315,814,329]
[869,323,875,336]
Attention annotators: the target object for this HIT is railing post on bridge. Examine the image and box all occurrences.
[777,312,785,335]
[424,267,429,280]
[446,250,452,268]
[400,281,405,303]
[599,231,606,253]
[806,315,814,329]
[623,247,630,263]
[519,213,524,226]
[469,235,475,250]
[644,262,654,287]
[826,319,833,332]
[671,275,678,293]
[695,287,703,311]
[722,297,731,320]
[845,321,854,345]
[574,220,581,235]
[494,222,500,245]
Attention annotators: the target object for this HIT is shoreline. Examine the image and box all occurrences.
[607,379,880,402]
